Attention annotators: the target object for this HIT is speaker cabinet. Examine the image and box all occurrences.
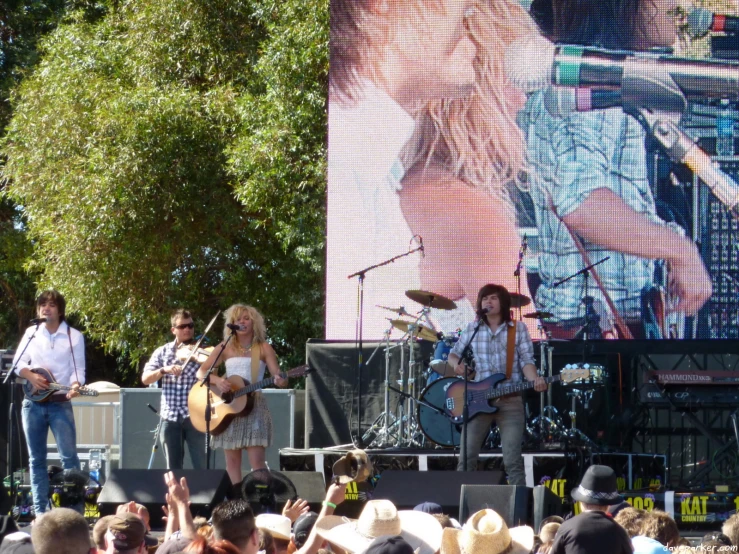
[98,469,230,529]
[279,471,326,512]
[372,470,505,516]
[459,485,532,527]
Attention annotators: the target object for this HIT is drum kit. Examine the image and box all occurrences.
[361,289,610,450]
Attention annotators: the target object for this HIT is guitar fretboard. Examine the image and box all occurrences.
[486,374,562,400]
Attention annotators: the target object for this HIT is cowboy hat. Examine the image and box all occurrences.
[255,513,292,541]
[441,509,534,554]
[571,465,622,506]
[332,449,374,484]
[314,499,442,554]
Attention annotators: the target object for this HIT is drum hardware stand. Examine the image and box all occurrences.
[361,325,401,448]
[563,389,598,447]
[348,245,423,447]
[387,383,446,448]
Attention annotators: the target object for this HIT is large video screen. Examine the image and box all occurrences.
[327,0,739,341]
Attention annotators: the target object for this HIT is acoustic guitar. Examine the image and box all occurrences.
[443,367,590,423]
[188,365,311,435]
[22,367,99,402]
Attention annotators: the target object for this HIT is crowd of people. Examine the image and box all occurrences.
[1,465,739,554]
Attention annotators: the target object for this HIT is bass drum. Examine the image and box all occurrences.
[417,377,461,447]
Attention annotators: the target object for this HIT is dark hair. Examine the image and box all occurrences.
[476,284,512,324]
[212,500,256,550]
[702,533,732,547]
[530,0,554,38]
[36,290,66,322]
[551,0,642,50]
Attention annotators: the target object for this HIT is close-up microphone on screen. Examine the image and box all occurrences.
[504,34,739,104]
[688,7,739,38]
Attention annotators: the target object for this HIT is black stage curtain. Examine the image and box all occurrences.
[305,339,434,448]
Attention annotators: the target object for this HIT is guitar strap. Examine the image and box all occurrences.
[505,323,516,380]
[66,322,82,386]
[250,343,262,384]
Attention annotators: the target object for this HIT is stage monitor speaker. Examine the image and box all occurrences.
[532,485,563,532]
[98,469,230,529]
[279,471,326,512]
[372,471,505,516]
[459,485,532,527]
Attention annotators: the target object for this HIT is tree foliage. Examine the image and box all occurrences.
[2,0,327,377]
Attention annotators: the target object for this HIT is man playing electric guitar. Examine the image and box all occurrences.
[11,290,85,517]
[447,284,547,483]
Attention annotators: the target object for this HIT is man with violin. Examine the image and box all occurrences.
[11,290,85,516]
[142,309,207,469]
[447,284,547,484]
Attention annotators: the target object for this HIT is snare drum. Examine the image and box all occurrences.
[562,363,608,388]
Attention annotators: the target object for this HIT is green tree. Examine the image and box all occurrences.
[3,0,327,379]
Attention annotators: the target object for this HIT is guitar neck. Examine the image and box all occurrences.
[487,374,561,400]
[232,373,285,399]
[46,383,96,397]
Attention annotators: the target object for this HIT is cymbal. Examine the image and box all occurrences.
[377,305,412,317]
[388,319,438,342]
[429,359,456,378]
[523,311,554,320]
[405,290,457,311]
[510,293,532,309]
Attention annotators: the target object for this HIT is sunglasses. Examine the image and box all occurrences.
[174,323,195,330]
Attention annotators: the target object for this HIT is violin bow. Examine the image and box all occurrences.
[178,310,221,370]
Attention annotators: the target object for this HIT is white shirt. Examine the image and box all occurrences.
[326,82,421,340]
[12,321,86,386]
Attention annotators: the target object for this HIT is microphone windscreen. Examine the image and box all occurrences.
[687,7,713,38]
[505,34,556,93]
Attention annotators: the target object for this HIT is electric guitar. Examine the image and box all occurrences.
[188,365,311,435]
[443,368,590,423]
[22,367,99,402]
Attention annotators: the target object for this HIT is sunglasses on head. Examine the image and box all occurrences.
[174,322,194,330]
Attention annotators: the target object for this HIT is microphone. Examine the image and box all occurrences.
[226,323,244,331]
[30,318,47,325]
[688,8,739,38]
[505,34,739,104]
[544,86,623,117]
[147,403,159,415]
[476,307,491,317]
[418,235,425,258]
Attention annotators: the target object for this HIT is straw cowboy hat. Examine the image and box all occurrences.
[255,513,292,541]
[441,509,534,554]
[571,465,622,506]
[314,499,442,554]
[332,449,374,484]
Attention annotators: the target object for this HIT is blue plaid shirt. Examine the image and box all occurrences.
[450,320,535,384]
[521,90,663,324]
[143,340,201,422]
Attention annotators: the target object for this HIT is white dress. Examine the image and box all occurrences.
[210,357,272,449]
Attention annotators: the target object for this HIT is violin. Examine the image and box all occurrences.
[176,343,215,365]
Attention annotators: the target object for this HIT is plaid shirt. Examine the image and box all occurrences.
[143,340,201,422]
[521,91,662,323]
[450,320,535,384]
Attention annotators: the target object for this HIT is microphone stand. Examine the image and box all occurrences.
[347,245,423,447]
[513,236,528,321]
[197,331,235,470]
[457,318,485,471]
[5,320,43,514]
[146,404,164,470]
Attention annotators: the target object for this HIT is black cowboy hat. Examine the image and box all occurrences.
[571,465,622,506]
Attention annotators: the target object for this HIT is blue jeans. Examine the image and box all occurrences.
[22,399,80,515]
[160,415,207,469]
